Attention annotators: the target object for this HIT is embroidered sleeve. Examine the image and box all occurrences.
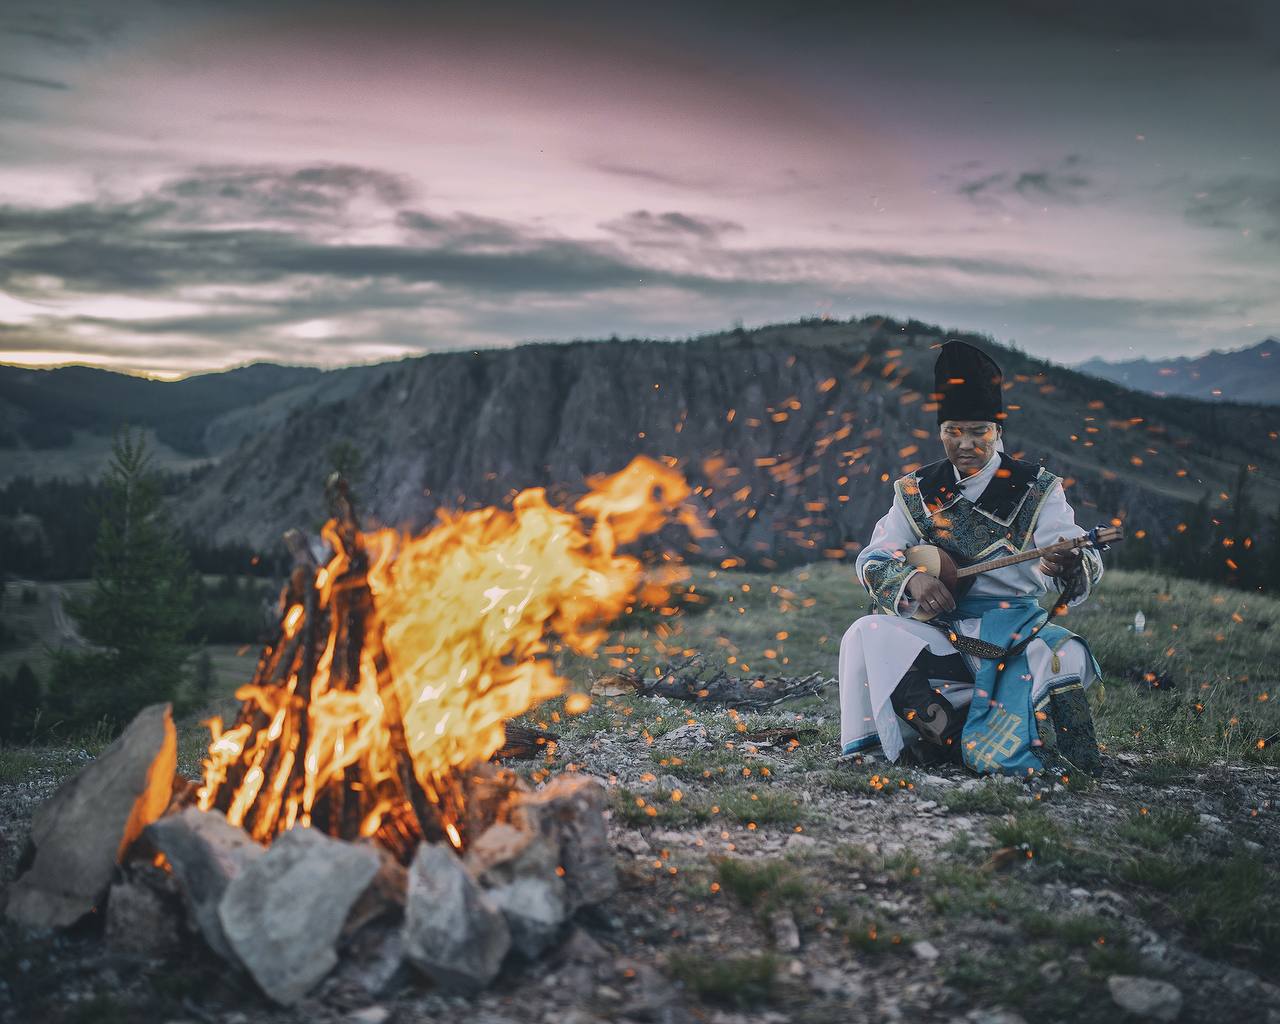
[860,553,921,615]
[854,493,925,616]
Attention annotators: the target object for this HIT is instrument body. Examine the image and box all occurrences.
[903,525,1122,621]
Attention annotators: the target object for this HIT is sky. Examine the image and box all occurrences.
[0,0,1277,377]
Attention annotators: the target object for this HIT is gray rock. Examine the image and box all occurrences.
[911,939,940,961]
[347,1007,391,1024]
[217,828,382,1005]
[964,1010,1028,1024]
[6,703,176,929]
[105,878,182,956]
[342,844,407,938]
[510,775,617,910]
[656,724,712,749]
[466,823,568,958]
[613,957,684,1023]
[404,841,511,994]
[146,807,265,961]
[769,910,801,952]
[560,926,609,965]
[1107,975,1183,1022]
[335,924,410,998]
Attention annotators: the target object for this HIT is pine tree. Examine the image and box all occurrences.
[48,430,196,732]
[192,648,216,705]
[1226,464,1260,590]
[0,662,42,743]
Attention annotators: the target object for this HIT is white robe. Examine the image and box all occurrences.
[838,449,1102,761]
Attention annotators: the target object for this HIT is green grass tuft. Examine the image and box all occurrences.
[713,856,810,916]
[670,954,779,1007]
[1116,807,1200,847]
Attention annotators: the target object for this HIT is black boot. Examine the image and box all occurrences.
[891,652,971,764]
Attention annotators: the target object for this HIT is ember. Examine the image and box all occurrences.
[197,456,689,857]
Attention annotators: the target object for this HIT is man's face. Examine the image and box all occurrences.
[940,420,999,476]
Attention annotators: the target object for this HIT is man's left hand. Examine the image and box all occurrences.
[1040,536,1083,579]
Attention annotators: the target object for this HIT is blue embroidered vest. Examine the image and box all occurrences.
[895,453,1059,564]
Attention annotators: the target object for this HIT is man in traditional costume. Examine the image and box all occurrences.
[838,341,1105,775]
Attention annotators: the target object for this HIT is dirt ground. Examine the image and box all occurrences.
[1,694,1277,1024]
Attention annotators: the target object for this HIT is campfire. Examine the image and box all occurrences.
[7,457,692,1004]
[199,456,688,855]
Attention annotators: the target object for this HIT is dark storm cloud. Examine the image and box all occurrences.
[1186,176,1280,244]
[395,211,529,249]
[956,156,1094,207]
[2,163,1068,303]
[600,210,744,245]
[157,164,415,224]
[0,7,124,51]
[0,70,69,90]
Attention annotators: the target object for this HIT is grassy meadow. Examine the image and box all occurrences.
[3,564,1277,776]
[550,562,1280,771]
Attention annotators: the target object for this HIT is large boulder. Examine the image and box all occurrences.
[145,807,265,961]
[6,703,176,928]
[217,827,382,1006]
[510,775,617,910]
[403,841,510,994]
[466,822,568,958]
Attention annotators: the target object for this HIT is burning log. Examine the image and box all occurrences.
[196,482,450,858]
[195,457,690,860]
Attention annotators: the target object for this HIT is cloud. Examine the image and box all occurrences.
[1,160,1268,373]
[1185,176,1280,244]
[0,70,69,90]
[157,164,415,224]
[955,155,1094,207]
[0,6,125,52]
[583,159,726,192]
[600,210,744,245]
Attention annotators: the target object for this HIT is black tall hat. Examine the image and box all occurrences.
[933,340,1004,424]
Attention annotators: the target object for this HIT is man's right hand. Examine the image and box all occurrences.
[905,571,956,617]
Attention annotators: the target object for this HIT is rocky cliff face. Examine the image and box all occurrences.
[174,319,1280,567]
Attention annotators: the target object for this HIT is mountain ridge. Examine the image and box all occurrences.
[166,317,1280,570]
[1077,338,1279,405]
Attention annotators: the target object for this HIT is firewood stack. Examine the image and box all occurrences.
[194,477,518,860]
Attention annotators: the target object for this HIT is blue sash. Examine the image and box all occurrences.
[942,595,1089,777]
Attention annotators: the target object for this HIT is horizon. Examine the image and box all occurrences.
[1,1,1277,376]
[2,316,1277,383]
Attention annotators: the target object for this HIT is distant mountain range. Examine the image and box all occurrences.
[4,319,1277,568]
[1077,338,1279,405]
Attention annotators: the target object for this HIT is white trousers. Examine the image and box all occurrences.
[838,613,1096,762]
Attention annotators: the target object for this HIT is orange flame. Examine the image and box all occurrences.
[197,457,687,851]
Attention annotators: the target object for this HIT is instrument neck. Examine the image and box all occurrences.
[954,536,1088,579]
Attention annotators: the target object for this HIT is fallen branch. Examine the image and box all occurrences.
[594,655,831,711]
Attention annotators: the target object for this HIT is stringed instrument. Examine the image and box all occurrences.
[904,524,1123,621]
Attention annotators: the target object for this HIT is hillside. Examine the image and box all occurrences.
[0,361,403,485]
[1077,338,1279,405]
[171,317,1280,569]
